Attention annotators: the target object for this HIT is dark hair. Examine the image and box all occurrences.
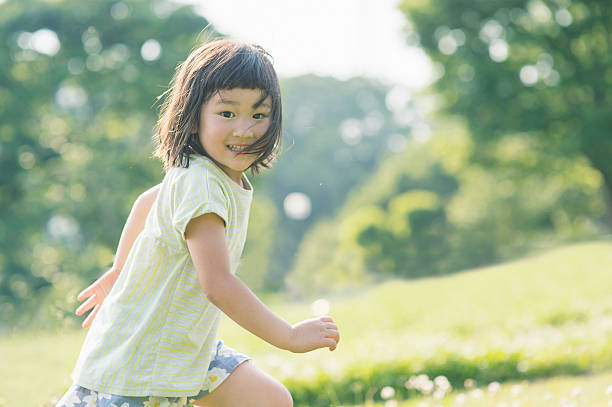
[153,39,282,173]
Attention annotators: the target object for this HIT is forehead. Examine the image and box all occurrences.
[211,88,271,107]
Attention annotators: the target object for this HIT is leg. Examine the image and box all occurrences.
[191,360,293,407]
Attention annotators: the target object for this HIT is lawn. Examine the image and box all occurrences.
[1,240,611,406]
[349,369,612,406]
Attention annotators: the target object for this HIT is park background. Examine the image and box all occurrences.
[1,0,612,406]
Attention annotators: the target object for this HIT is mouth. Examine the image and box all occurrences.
[227,144,252,153]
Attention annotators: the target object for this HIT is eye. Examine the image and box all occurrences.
[253,113,268,119]
[220,111,235,118]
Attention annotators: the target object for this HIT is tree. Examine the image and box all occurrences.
[0,0,215,324]
[399,0,612,228]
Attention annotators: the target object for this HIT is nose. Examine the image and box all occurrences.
[232,120,255,137]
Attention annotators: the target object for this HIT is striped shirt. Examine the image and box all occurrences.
[71,154,253,397]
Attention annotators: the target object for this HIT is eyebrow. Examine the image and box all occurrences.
[216,96,271,109]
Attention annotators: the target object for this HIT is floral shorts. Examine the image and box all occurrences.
[55,340,251,407]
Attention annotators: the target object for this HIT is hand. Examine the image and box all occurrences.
[288,316,340,353]
[75,267,120,328]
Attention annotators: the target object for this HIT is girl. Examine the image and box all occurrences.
[56,39,340,407]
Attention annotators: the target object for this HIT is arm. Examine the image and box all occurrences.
[76,184,161,328]
[185,213,340,353]
[112,184,160,271]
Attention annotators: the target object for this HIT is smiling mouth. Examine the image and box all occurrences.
[227,144,252,153]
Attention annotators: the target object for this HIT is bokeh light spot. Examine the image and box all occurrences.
[141,39,162,61]
[283,192,312,220]
[111,2,130,20]
[340,118,363,145]
[489,39,509,62]
[519,65,538,86]
[48,215,79,239]
[311,298,330,316]
[555,9,572,26]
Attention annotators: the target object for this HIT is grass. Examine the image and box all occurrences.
[1,240,612,407]
[347,370,612,406]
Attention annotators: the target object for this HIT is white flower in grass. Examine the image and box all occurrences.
[511,384,522,396]
[606,384,612,395]
[455,393,467,404]
[488,381,501,394]
[143,396,170,407]
[469,389,484,399]
[82,393,98,407]
[381,386,395,399]
[433,389,446,399]
[571,386,583,397]
[421,380,434,395]
[434,375,451,393]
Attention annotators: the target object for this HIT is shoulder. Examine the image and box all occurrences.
[168,155,222,187]
[164,155,229,204]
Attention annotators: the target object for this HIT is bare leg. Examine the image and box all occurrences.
[191,360,293,407]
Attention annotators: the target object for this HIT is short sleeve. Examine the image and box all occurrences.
[171,167,229,239]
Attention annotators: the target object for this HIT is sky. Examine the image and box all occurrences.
[184,0,434,90]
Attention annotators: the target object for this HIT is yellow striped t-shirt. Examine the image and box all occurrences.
[71,154,253,397]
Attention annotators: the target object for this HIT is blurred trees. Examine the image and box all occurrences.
[286,122,604,297]
[0,0,215,325]
[264,75,406,290]
[2,0,609,326]
[0,0,406,326]
[398,0,612,228]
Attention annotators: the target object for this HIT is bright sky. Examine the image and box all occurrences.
[187,0,434,90]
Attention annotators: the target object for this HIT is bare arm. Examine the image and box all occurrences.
[185,213,340,353]
[76,184,161,327]
[112,184,161,271]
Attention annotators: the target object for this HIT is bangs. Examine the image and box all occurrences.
[203,45,279,103]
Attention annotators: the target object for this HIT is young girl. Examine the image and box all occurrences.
[56,39,340,407]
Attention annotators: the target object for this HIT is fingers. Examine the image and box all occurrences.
[77,285,95,301]
[82,304,100,329]
[76,295,98,316]
[319,316,340,351]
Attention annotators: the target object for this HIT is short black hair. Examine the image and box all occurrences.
[154,39,282,173]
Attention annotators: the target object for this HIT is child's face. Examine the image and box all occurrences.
[197,88,272,184]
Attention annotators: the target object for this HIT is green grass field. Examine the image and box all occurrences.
[1,240,612,407]
[348,370,612,406]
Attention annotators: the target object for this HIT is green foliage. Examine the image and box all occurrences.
[263,75,405,289]
[398,0,612,226]
[237,195,278,293]
[287,123,604,296]
[286,219,372,297]
[1,0,404,321]
[0,0,216,326]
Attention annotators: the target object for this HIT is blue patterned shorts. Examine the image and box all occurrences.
[55,340,250,407]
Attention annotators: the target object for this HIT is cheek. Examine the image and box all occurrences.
[256,120,272,136]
